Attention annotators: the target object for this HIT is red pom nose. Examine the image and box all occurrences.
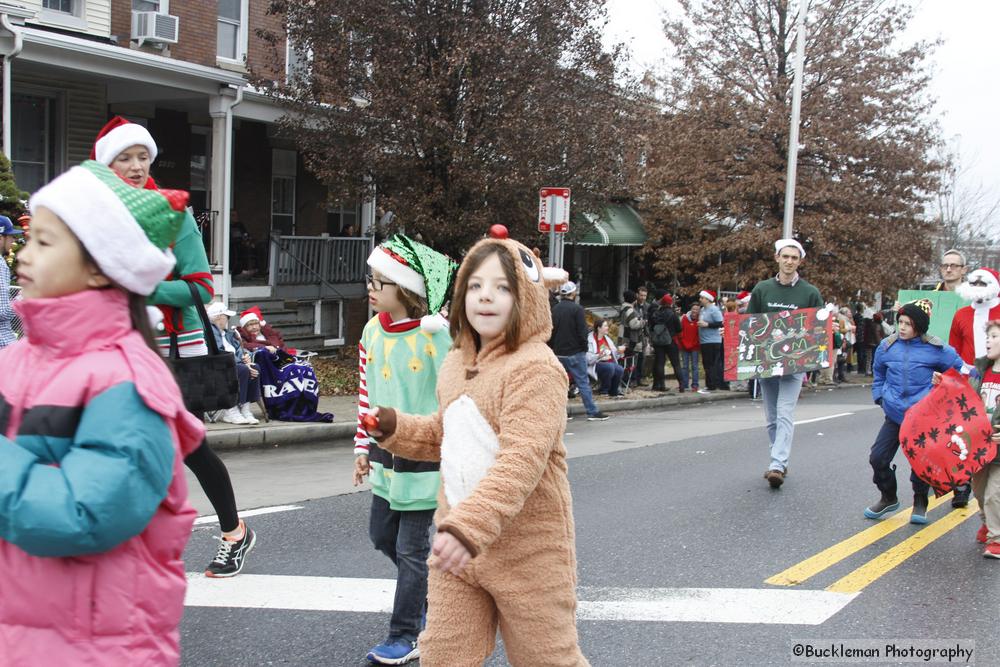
[489,224,508,239]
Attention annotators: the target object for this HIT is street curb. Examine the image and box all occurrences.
[206,380,870,452]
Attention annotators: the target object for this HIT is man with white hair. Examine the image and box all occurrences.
[747,238,823,489]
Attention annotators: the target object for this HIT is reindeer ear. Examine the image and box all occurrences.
[542,266,569,290]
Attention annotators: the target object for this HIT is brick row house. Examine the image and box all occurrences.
[0,0,371,350]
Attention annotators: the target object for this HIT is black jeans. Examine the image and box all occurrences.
[869,417,930,498]
[653,344,682,390]
[700,342,724,390]
[369,495,435,641]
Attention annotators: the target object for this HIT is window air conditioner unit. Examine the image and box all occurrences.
[131,11,179,46]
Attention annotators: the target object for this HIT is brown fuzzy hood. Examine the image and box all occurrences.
[453,238,568,354]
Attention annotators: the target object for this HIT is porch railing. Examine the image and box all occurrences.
[268,235,374,287]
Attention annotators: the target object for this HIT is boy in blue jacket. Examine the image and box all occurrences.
[865,299,964,523]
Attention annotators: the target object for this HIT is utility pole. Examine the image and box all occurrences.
[782,3,807,240]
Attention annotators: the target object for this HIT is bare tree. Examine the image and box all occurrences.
[633,0,946,298]
[932,147,1000,269]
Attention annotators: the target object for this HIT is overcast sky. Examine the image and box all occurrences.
[604,0,1000,208]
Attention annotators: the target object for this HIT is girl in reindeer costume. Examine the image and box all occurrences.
[367,226,589,666]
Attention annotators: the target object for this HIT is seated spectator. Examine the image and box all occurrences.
[208,302,261,425]
[238,306,287,354]
[587,317,625,397]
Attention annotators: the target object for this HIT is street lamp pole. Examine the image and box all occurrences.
[782,3,807,240]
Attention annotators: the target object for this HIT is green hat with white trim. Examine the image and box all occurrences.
[29,160,188,295]
[367,234,458,318]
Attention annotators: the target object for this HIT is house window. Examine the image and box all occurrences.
[11,93,62,195]
[286,36,312,81]
[271,149,296,235]
[133,0,167,11]
[327,202,359,236]
[217,0,248,62]
[43,0,78,13]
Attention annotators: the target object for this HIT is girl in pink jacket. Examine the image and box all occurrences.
[0,161,204,665]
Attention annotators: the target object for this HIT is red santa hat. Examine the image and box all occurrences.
[699,289,716,302]
[737,290,751,304]
[91,116,158,166]
[239,306,266,328]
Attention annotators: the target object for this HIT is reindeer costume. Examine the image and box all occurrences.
[376,230,589,666]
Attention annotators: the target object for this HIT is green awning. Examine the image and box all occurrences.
[568,204,647,246]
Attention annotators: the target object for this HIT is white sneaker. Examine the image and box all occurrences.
[239,403,260,425]
[221,406,249,425]
[697,388,712,395]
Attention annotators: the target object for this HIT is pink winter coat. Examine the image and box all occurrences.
[0,288,204,665]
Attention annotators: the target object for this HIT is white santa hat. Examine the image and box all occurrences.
[91,116,158,166]
[29,161,184,295]
[774,238,806,258]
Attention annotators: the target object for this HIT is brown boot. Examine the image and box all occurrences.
[764,469,785,489]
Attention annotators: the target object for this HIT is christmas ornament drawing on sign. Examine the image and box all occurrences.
[723,307,833,381]
[899,369,997,494]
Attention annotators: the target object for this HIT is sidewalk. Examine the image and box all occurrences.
[204,376,872,452]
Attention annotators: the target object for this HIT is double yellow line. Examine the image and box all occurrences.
[766,493,980,594]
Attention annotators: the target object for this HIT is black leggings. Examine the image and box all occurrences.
[185,439,240,533]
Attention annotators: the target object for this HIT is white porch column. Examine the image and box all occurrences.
[208,83,243,306]
[0,6,31,159]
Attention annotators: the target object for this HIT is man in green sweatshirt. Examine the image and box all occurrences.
[747,238,823,489]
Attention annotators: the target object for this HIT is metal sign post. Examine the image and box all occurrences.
[539,187,570,268]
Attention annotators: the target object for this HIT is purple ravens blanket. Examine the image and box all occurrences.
[255,350,334,423]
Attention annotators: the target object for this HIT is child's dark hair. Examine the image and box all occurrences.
[450,243,522,351]
[79,243,161,354]
[986,320,1000,334]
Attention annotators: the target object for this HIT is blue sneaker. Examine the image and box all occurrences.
[367,637,419,665]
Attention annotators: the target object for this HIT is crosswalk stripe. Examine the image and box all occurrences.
[794,412,854,425]
[193,504,304,526]
[184,574,857,625]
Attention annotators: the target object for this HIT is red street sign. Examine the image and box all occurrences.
[538,187,570,233]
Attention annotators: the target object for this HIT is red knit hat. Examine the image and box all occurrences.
[699,289,717,302]
[91,116,158,165]
[660,294,674,306]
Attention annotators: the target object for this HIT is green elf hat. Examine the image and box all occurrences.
[30,160,187,296]
[367,233,458,332]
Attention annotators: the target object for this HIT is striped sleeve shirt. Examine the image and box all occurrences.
[354,340,372,455]
[0,261,16,347]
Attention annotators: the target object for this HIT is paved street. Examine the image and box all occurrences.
[181,385,992,666]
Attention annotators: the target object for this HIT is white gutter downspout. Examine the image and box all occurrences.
[1,12,24,159]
